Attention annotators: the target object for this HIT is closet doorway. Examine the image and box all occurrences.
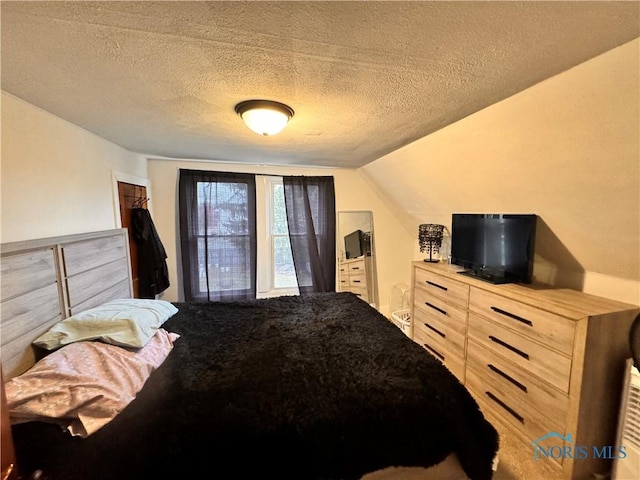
[117,181,147,298]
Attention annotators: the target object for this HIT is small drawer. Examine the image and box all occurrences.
[348,260,366,274]
[414,328,465,382]
[414,267,469,307]
[466,369,566,459]
[413,311,466,357]
[468,313,572,393]
[469,287,575,356]
[466,338,569,427]
[414,288,468,334]
[349,273,367,288]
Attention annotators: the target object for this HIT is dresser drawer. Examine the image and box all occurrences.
[413,310,466,357]
[414,268,469,307]
[466,339,568,427]
[466,369,566,459]
[413,327,465,382]
[413,288,468,334]
[348,259,366,274]
[469,288,575,356]
[349,272,367,288]
[468,313,572,393]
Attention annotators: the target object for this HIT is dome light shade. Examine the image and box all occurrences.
[235,100,294,136]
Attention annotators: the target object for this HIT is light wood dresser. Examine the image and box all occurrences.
[410,261,640,480]
[338,256,373,304]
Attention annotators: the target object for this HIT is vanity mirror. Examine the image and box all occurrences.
[337,211,379,309]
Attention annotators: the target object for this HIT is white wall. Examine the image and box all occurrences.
[361,39,640,305]
[147,159,414,313]
[1,92,148,243]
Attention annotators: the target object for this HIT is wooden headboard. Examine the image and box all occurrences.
[1,229,133,379]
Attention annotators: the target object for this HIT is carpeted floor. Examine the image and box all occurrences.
[491,423,564,480]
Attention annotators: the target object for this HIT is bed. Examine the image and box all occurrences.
[1,229,499,480]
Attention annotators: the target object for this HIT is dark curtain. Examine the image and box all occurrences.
[178,169,257,302]
[283,176,336,294]
[131,208,170,299]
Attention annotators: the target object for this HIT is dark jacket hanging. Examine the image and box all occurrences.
[131,208,170,298]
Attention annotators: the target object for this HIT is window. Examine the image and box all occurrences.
[178,170,256,302]
[179,170,334,301]
[257,176,298,297]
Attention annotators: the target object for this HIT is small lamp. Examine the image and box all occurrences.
[235,99,294,136]
[419,224,445,263]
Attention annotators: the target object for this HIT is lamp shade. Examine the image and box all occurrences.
[235,100,294,136]
[418,224,445,263]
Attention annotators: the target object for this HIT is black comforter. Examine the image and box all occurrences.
[13,292,498,479]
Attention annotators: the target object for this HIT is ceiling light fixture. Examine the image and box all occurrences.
[235,100,294,136]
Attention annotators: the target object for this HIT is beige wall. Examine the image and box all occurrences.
[1,92,148,243]
[361,39,640,305]
[147,159,414,313]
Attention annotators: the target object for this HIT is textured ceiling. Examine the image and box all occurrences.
[2,1,639,168]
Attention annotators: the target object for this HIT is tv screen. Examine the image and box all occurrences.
[450,214,537,284]
[344,230,364,259]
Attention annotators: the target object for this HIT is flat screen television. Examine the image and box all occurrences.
[450,214,537,284]
[344,229,371,259]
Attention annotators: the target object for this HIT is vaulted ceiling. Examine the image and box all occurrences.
[2,1,639,168]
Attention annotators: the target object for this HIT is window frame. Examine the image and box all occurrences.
[256,176,299,298]
[178,169,257,302]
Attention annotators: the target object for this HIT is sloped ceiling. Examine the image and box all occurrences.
[2,1,639,168]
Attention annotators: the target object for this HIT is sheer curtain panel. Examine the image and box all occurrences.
[283,176,336,294]
[178,169,257,301]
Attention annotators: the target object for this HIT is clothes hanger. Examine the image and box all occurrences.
[132,197,149,208]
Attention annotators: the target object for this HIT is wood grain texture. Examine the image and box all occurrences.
[66,257,129,310]
[0,248,57,301]
[1,229,133,380]
[410,261,640,480]
[466,338,569,427]
[414,287,468,334]
[62,235,126,277]
[469,287,576,355]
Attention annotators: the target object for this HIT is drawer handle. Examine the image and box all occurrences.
[491,306,533,327]
[352,267,360,270]
[425,302,447,315]
[352,280,361,283]
[423,343,445,360]
[488,335,530,360]
[487,364,528,392]
[424,322,446,338]
[426,280,447,291]
[485,391,524,424]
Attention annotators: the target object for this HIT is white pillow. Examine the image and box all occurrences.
[33,299,179,350]
[7,328,180,437]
